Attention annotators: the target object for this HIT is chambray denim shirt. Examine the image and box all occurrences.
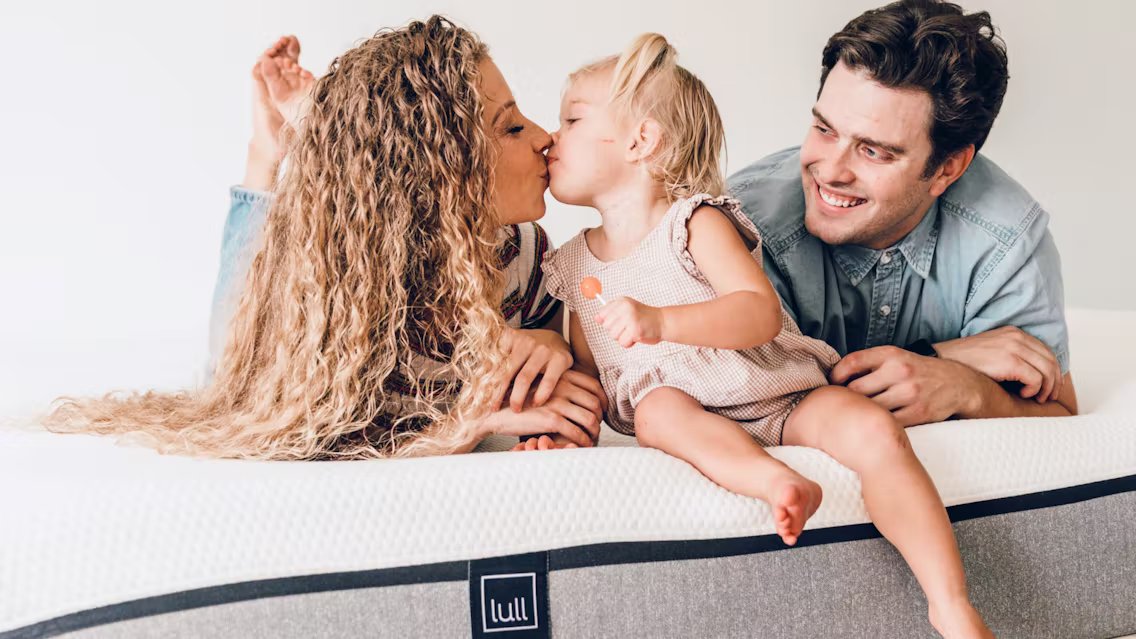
[728,147,1070,374]
[208,186,268,367]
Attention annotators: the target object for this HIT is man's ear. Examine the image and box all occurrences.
[928,144,976,197]
[625,118,663,163]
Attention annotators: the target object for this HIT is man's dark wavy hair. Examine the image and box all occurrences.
[820,0,1009,177]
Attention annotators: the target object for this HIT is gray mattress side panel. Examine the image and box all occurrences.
[57,581,469,639]
[550,490,1136,639]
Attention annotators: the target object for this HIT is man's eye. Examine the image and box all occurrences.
[814,124,831,135]
[861,146,891,161]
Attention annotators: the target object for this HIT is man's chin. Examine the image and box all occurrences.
[804,207,860,246]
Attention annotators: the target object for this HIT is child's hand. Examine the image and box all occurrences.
[595,297,664,348]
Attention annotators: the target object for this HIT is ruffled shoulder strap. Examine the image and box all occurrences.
[539,230,589,313]
[669,193,764,282]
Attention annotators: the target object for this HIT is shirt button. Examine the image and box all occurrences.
[880,305,892,316]
[880,252,892,265]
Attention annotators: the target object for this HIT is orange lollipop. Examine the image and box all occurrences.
[580,277,607,305]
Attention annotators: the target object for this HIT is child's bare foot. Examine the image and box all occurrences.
[928,599,994,639]
[258,35,315,129]
[767,472,822,546]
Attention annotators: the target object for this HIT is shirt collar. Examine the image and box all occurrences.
[898,200,939,279]
[831,200,939,285]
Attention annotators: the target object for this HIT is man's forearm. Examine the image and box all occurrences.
[959,372,1077,419]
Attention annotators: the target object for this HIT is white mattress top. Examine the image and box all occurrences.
[2,308,1134,630]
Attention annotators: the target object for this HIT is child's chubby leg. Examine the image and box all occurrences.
[782,386,992,639]
[635,387,821,546]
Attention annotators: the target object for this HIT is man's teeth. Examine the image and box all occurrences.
[819,187,866,208]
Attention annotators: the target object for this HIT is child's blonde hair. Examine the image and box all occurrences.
[571,33,726,201]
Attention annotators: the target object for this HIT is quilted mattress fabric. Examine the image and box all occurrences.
[1,388,1134,633]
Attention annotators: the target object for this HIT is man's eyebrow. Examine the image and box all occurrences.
[811,106,907,156]
[492,100,517,126]
[811,107,834,130]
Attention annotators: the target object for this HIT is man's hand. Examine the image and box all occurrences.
[830,346,985,427]
[934,327,1063,403]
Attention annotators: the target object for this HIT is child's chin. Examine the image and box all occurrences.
[548,183,587,207]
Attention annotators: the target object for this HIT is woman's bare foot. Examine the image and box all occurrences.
[766,472,822,546]
[928,598,994,639]
[250,60,286,163]
[244,36,312,188]
[258,36,315,129]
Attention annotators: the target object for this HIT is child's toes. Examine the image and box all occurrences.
[774,505,790,526]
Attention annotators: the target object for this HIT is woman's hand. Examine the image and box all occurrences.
[483,369,607,448]
[595,297,664,348]
[496,328,575,412]
[510,433,580,451]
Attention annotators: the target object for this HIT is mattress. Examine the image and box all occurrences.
[1,308,1134,638]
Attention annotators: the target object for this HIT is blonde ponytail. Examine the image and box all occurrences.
[609,33,676,117]
[570,33,727,201]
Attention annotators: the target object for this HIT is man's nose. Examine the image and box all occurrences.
[816,147,855,186]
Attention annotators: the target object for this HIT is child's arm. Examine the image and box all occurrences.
[595,205,782,350]
[568,310,601,378]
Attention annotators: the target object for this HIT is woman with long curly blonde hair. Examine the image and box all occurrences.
[45,16,605,460]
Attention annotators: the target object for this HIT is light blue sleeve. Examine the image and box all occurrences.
[961,212,1071,374]
[208,186,270,367]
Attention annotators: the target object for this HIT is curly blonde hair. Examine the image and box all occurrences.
[571,33,726,201]
[45,16,511,460]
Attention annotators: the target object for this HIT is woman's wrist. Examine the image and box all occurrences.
[242,141,280,191]
[473,407,500,440]
[452,410,496,454]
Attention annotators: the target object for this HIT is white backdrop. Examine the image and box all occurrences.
[1,0,1132,416]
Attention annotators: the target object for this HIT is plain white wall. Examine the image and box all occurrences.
[1,0,1132,416]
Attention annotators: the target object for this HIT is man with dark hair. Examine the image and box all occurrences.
[730,0,1078,426]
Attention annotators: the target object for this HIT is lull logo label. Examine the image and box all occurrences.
[480,573,538,632]
[469,551,549,639]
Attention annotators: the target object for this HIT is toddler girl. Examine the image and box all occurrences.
[536,34,992,639]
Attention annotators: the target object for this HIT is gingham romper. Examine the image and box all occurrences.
[542,194,841,446]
